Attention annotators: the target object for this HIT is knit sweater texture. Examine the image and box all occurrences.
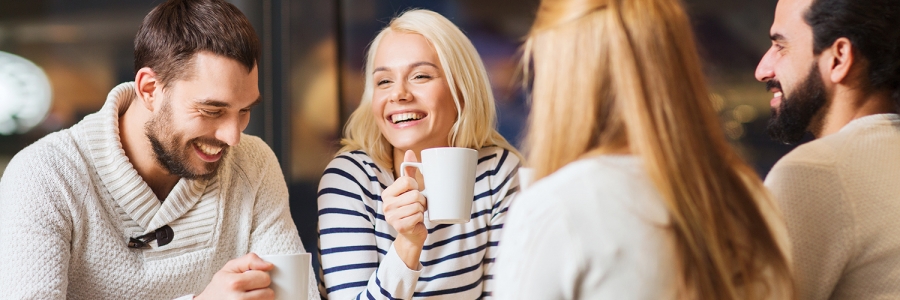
[0,82,319,299]
[765,113,900,300]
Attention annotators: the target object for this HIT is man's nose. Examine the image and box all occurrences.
[215,119,242,146]
[755,47,777,83]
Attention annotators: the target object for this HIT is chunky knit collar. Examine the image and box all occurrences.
[81,82,211,234]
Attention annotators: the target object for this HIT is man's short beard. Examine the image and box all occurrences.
[144,100,223,181]
[766,64,829,144]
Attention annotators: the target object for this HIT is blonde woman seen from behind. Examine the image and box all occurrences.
[317,9,522,299]
[495,0,794,299]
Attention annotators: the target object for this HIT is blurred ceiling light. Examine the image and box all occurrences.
[0,51,52,135]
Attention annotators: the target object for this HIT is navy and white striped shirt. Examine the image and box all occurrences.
[317,146,521,299]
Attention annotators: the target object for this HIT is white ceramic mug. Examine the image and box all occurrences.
[259,253,311,300]
[400,147,478,224]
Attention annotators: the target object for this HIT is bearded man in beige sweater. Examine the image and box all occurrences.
[0,0,318,299]
[755,0,900,298]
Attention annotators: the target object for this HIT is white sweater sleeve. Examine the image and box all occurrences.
[318,155,421,299]
[0,150,74,299]
[765,160,854,300]
[247,145,319,300]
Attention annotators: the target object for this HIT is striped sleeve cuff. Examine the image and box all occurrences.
[370,243,422,299]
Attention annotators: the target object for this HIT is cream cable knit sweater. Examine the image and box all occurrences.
[0,82,319,299]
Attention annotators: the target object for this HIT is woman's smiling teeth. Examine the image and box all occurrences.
[391,112,424,124]
[195,142,223,156]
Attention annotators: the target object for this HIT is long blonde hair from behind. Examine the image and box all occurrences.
[524,0,793,298]
[339,9,520,170]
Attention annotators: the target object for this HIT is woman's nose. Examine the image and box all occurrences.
[390,82,412,103]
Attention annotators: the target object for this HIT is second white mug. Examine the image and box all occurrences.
[259,253,311,300]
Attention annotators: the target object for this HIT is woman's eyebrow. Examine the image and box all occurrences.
[372,61,438,74]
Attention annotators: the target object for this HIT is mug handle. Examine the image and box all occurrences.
[399,161,421,178]
[399,162,428,198]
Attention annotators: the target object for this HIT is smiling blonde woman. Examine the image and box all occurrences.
[317,9,522,299]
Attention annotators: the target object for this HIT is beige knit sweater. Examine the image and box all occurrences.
[0,82,318,299]
[765,113,900,300]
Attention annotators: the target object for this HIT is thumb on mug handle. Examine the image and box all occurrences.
[400,150,428,198]
[400,163,429,198]
[399,161,422,178]
[400,150,419,177]
[399,163,429,200]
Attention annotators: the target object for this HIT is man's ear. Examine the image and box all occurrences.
[822,37,855,84]
[135,67,160,112]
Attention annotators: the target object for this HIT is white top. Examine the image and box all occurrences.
[765,113,900,300]
[495,155,790,299]
[317,148,520,299]
[0,82,319,300]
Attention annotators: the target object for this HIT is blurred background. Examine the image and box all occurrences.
[0,0,798,271]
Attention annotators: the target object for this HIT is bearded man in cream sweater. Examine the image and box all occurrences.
[0,0,318,299]
[755,0,900,298]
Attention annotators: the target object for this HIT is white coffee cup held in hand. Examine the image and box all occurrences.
[400,147,478,224]
[259,253,311,300]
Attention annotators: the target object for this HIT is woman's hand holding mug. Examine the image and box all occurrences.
[382,150,429,269]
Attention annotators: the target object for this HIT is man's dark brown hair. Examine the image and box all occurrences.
[134,0,260,86]
[806,0,900,107]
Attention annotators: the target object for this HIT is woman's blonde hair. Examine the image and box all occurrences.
[524,0,793,298]
[339,9,519,170]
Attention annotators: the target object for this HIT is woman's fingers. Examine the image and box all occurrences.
[383,176,418,199]
[386,201,426,224]
[384,185,425,211]
[396,201,427,219]
[382,170,428,242]
[397,211,425,233]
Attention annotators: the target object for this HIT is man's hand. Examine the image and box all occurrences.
[195,253,275,300]
[383,150,428,269]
